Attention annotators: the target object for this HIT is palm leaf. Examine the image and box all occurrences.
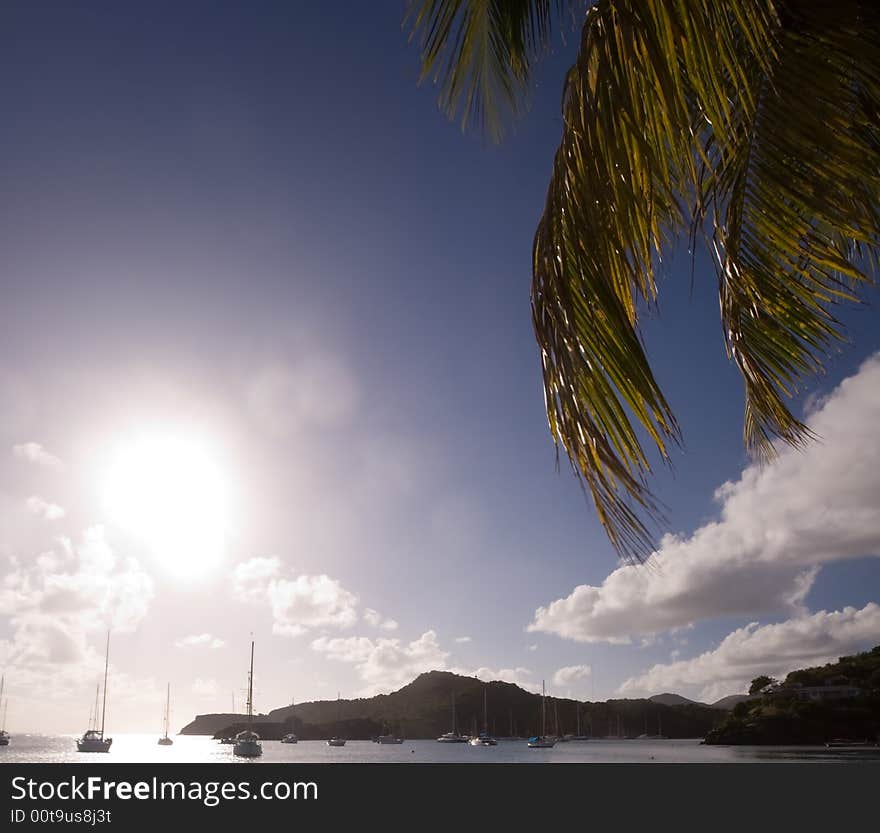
[405,0,578,141]
[409,0,880,562]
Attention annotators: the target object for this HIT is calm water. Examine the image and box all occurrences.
[1,735,879,763]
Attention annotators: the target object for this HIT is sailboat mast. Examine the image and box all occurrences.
[247,640,255,722]
[452,691,456,735]
[99,632,109,738]
[541,680,546,736]
[483,688,488,733]
[164,683,170,737]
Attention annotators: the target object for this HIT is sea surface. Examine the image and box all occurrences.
[1,735,879,763]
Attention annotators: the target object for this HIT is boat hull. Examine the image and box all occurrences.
[233,740,263,757]
[326,738,347,747]
[77,738,112,753]
[157,737,173,746]
[527,737,556,748]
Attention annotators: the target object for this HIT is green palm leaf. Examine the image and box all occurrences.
[408,0,880,562]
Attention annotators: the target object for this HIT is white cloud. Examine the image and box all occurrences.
[174,633,225,650]
[454,636,472,644]
[0,526,153,634]
[12,442,64,470]
[618,603,880,702]
[529,355,880,644]
[232,557,358,637]
[468,666,539,693]
[231,556,281,603]
[312,630,450,694]
[0,528,154,717]
[364,608,399,631]
[553,664,592,689]
[192,677,219,697]
[269,575,358,637]
[25,496,66,521]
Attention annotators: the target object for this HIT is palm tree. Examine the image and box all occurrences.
[406,1,880,562]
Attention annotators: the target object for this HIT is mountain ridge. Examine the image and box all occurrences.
[179,670,727,740]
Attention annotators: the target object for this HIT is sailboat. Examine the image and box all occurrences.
[469,686,498,746]
[436,691,467,742]
[553,698,568,741]
[527,680,556,748]
[233,640,262,758]
[327,693,347,746]
[281,696,298,743]
[571,704,589,741]
[77,632,112,753]
[158,683,173,746]
[0,675,9,747]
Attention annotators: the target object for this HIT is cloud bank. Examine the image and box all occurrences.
[529,355,880,644]
[617,603,880,702]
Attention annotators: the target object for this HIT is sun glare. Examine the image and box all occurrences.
[102,433,229,579]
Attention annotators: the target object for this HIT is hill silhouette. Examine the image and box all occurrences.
[180,670,724,740]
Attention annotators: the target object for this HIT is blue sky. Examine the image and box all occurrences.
[0,2,878,732]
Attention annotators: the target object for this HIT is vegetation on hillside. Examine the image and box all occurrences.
[705,646,880,745]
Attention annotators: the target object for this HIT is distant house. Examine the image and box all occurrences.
[778,681,863,702]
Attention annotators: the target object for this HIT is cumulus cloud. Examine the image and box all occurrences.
[0,526,153,634]
[553,664,592,689]
[232,557,281,603]
[0,527,154,709]
[12,442,64,469]
[25,496,66,521]
[618,603,880,702]
[175,633,225,650]
[232,557,358,637]
[468,666,539,693]
[312,630,450,694]
[529,355,880,644]
[364,608,398,631]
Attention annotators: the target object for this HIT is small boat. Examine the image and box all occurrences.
[326,693,346,746]
[0,675,10,747]
[527,680,556,748]
[376,734,405,744]
[437,691,467,742]
[281,696,298,742]
[77,633,112,753]
[158,682,173,746]
[233,640,262,758]
[468,688,498,746]
[824,738,876,748]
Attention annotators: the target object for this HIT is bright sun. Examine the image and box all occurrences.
[102,433,229,579]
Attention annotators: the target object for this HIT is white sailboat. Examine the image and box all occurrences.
[327,693,347,746]
[469,687,498,746]
[437,691,467,742]
[527,680,556,748]
[0,675,9,747]
[77,632,112,753]
[233,640,262,758]
[158,683,173,746]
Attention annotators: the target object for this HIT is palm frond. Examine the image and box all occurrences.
[533,1,779,561]
[405,0,578,140]
[710,0,880,458]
